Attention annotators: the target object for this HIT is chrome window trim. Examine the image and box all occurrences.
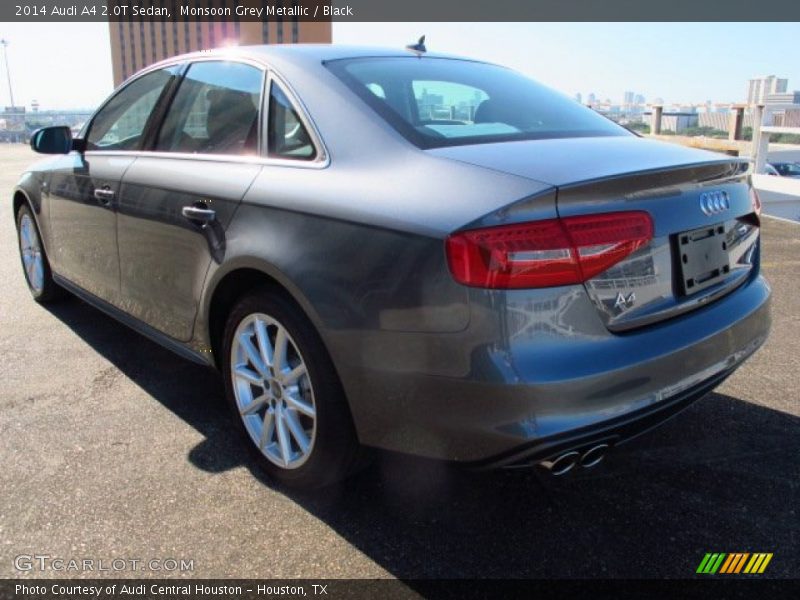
[150,58,268,156]
[83,149,329,170]
[115,52,268,90]
[82,61,186,146]
[264,71,330,166]
[81,53,330,170]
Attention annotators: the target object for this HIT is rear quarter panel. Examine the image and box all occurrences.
[197,150,553,341]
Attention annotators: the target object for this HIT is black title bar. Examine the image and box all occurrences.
[5,0,800,22]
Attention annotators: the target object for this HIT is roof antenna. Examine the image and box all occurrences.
[405,35,426,56]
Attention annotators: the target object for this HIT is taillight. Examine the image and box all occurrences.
[445,211,653,289]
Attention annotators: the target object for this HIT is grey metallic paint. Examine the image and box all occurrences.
[117,157,261,341]
[47,153,133,303]
[14,46,771,464]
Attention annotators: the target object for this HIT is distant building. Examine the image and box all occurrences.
[775,110,800,128]
[644,110,698,133]
[764,92,800,128]
[661,113,698,133]
[574,92,582,104]
[765,91,800,105]
[416,89,445,119]
[747,75,788,105]
[666,104,698,114]
[1,106,25,131]
[0,106,27,142]
[108,2,332,86]
[698,112,753,131]
[697,102,730,114]
[634,94,646,106]
[587,92,597,105]
[623,91,634,106]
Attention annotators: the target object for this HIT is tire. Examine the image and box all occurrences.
[15,204,65,303]
[221,286,364,489]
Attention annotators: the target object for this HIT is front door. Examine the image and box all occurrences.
[48,66,179,304]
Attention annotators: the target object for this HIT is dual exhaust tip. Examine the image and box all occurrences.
[539,443,610,476]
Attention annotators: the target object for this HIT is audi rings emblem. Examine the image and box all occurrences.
[700,190,730,216]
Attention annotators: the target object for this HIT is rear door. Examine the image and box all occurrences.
[48,66,179,302]
[116,60,265,342]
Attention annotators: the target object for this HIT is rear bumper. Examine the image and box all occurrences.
[328,274,771,463]
[476,364,736,468]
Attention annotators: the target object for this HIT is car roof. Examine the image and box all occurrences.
[149,43,484,72]
[248,43,470,61]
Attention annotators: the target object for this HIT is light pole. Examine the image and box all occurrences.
[1,38,15,108]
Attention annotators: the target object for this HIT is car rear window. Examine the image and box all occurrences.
[325,57,630,149]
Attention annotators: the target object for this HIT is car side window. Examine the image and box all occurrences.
[86,67,178,151]
[155,61,263,155]
[268,82,317,161]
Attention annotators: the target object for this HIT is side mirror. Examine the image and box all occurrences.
[30,126,73,154]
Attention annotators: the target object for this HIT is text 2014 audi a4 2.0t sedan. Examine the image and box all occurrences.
[14,45,770,488]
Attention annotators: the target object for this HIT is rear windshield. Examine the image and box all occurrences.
[325,57,630,149]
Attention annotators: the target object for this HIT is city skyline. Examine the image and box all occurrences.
[1,22,799,110]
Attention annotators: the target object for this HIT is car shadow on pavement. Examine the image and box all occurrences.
[44,295,799,579]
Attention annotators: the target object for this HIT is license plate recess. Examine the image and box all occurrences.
[677,223,730,296]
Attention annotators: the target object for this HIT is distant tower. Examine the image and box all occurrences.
[587,92,597,105]
[1,39,15,108]
[623,91,635,106]
[575,92,582,104]
[747,76,788,105]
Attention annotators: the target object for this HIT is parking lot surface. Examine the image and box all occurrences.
[1,145,797,580]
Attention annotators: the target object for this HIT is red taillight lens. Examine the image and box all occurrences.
[445,211,653,289]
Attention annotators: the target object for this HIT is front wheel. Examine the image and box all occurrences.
[222,288,364,489]
[16,204,64,303]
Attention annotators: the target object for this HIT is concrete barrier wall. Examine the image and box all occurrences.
[753,173,800,222]
[767,145,800,163]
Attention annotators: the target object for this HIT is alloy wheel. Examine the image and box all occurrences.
[19,213,44,294]
[230,313,316,469]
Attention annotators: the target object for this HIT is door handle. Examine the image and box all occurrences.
[93,187,115,204]
[181,205,216,224]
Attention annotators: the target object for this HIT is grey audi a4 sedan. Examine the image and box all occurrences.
[14,45,770,488]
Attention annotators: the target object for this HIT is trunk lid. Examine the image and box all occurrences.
[557,161,758,331]
[427,135,731,187]
[432,136,760,330]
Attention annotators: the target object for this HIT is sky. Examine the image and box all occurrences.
[1,21,800,110]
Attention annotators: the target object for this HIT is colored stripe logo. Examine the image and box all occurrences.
[696,552,773,574]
